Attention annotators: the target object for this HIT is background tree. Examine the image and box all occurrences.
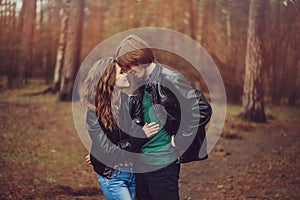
[197,0,207,43]
[54,0,69,92]
[0,0,18,88]
[286,0,300,105]
[17,0,37,86]
[44,0,62,84]
[59,0,85,101]
[0,0,298,105]
[240,0,266,123]
[263,0,300,105]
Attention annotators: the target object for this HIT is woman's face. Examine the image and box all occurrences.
[115,63,130,89]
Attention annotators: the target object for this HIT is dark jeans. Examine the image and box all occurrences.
[136,163,180,200]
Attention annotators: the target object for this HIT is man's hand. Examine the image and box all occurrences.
[86,154,91,164]
[171,135,176,147]
[143,122,159,138]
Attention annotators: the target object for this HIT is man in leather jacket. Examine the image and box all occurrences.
[114,35,212,200]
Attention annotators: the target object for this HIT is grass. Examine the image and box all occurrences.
[0,78,299,199]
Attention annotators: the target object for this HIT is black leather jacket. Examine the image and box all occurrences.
[87,62,212,176]
[86,93,147,177]
[134,62,212,162]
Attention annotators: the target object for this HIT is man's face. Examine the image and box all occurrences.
[128,64,146,79]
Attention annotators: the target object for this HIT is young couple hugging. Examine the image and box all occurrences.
[82,35,212,200]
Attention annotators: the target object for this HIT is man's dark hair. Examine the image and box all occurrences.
[114,35,155,70]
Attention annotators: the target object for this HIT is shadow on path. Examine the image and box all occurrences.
[44,185,101,197]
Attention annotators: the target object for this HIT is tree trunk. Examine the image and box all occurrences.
[225,0,231,63]
[17,0,37,86]
[1,1,17,88]
[198,0,207,43]
[189,0,197,40]
[50,0,63,84]
[53,0,69,92]
[240,0,266,123]
[36,0,44,78]
[59,0,85,101]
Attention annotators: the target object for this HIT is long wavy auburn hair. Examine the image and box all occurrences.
[82,57,118,132]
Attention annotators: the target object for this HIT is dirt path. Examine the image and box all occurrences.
[0,83,299,199]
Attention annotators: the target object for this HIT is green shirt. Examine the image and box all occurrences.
[140,88,177,165]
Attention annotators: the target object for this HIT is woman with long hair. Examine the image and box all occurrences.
[82,57,159,200]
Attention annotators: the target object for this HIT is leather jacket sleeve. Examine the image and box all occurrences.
[86,108,124,166]
[168,74,212,150]
[119,94,149,152]
[194,89,212,127]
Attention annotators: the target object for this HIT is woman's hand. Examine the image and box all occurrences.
[143,122,160,138]
[85,154,91,164]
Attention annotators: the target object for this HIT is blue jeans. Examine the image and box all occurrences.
[97,169,136,200]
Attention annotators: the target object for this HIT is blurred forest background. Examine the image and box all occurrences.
[1,0,300,199]
[1,0,299,106]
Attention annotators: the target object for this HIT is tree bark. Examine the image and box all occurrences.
[198,0,207,43]
[189,0,197,40]
[225,0,231,63]
[17,0,37,86]
[53,0,63,66]
[59,0,85,101]
[54,0,69,92]
[1,1,17,88]
[240,0,266,123]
